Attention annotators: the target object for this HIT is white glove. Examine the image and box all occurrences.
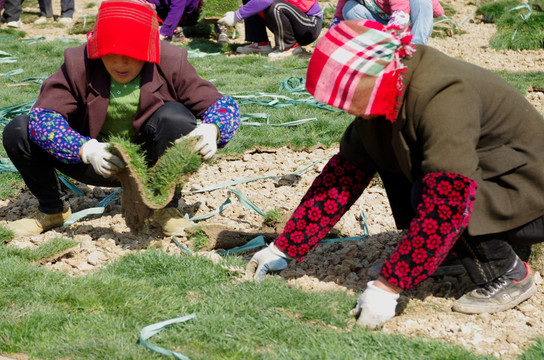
[218,11,238,27]
[349,281,400,329]
[246,242,291,281]
[387,11,410,28]
[80,139,126,177]
[181,123,218,160]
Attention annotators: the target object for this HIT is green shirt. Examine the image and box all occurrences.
[99,75,141,140]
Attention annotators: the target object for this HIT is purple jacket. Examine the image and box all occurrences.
[148,0,201,36]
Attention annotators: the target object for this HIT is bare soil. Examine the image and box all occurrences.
[2,0,544,359]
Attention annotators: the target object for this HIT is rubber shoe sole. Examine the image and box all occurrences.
[268,45,302,59]
[236,43,272,54]
[452,266,536,314]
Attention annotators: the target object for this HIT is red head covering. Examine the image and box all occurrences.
[306,20,415,122]
[87,0,160,64]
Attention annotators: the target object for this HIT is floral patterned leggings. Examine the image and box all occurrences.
[274,152,477,290]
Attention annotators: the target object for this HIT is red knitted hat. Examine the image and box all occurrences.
[87,0,160,64]
[306,20,415,122]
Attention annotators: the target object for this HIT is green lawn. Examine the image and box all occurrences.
[1,28,544,360]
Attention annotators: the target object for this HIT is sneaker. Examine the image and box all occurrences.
[171,27,185,43]
[58,17,73,25]
[6,208,72,237]
[268,43,302,59]
[236,42,273,54]
[7,20,23,28]
[34,16,50,24]
[214,24,229,44]
[151,207,194,236]
[452,262,536,314]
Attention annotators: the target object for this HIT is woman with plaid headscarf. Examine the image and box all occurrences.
[246,20,544,328]
[3,0,240,238]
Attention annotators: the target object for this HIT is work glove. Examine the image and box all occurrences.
[349,281,400,329]
[387,10,410,28]
[246,242,291,281]
[218,11,237,27]
[181,123,218,160]
[80,139,126,177]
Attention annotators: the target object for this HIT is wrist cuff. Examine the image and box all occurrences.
[270,242,292,260]
[80,139,98,164]
[366,281,400,300]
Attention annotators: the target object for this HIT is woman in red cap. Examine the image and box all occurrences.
[246,20,544,328]
[3,0,240,237]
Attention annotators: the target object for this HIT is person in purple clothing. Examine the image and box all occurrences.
[146,0,203,41]
[218,0,323,58]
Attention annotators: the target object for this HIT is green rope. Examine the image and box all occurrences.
[0,50,17,64]
[278,76,306,92]
[0,158,16,172]
[230,91,342,112]
[63,188,121,226]
[139,314,196,360]
[182,156,329,195]
[187,49,222,58]
[2,69,46,85]
[0,100,35,126]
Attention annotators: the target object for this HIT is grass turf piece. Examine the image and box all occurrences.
[108,136,202,232]
[476,0,544,50]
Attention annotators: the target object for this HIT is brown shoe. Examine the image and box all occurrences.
[6,208,72,237]
[151,207,194,236]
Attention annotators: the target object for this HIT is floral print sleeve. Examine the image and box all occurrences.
[29,107,90,164]
[200,96,240,148]
[274,153,374,261]
[380,172,477,290]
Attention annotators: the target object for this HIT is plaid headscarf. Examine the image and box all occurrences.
[87,0,160,64]
[306,20,415,122]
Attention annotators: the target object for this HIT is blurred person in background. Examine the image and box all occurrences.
[34,0,74,25]
[218,0,323,59]
[1,0,23,28]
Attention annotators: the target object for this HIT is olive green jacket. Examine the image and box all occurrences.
[340,45,544,236]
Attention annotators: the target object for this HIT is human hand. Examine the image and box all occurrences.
[218,11,237,27]
[181,123,218,160]
[80,139,126,177]
[246,242,291,281]
[329,16,342,28]
[349,280,400,329]
[387,10,410,28]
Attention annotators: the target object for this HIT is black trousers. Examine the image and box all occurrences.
[455,218,544,285]
[37,0,74,18]
[1,0,22,22]
[242,0,322,51]
[3,102,197,214]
